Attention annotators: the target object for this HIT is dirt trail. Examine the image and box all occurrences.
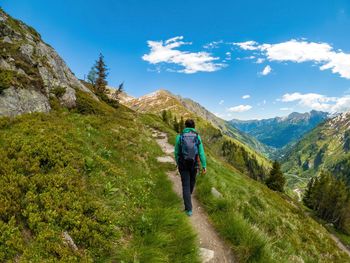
[329,234,350,257]
[152,130,235,263]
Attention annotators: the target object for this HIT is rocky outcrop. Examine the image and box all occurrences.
[0,8,93,116]
[0,87,50,116]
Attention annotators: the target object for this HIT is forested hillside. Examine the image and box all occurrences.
[230,110,328,158]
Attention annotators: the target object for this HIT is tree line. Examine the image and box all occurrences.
[303,171,350,233]
[161,109,186,133]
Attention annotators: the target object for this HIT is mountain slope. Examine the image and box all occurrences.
[177,96,271,156]
[122,89,272,178]
[0,8,93,117]
[123,89,270,156]
[282,111,350,187]
[0,93,199,262]
[230,110,328,149]
[144,112,350,262]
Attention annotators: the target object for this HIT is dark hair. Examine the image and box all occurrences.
[185,119,195,128]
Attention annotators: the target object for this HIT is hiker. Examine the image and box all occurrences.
[174,119,207,216]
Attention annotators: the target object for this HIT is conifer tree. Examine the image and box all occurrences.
[113,82,124,101]
[303,177,315,208]
[173,116,179,133]
[265,160,286,192]
[161,110,168,123]
[87,66,97,85]
[94,53,108,94]
[179,116,185,132]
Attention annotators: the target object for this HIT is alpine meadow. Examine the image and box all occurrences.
[1,1,350,262]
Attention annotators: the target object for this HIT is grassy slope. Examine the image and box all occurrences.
[282,113,350,190]
[124,90,272,158]
[145,118,350,262]
[124,90,271,171]
[0,96,199,262]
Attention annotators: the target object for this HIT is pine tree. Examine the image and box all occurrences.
[113,82,124,101]
[87,66,97,85]
[303,177,315,208]
[265,160,286,192]
[161,110,168,123]
[179,116,185,132]
[173,116,179,133]
[94,53,108,94]
[344,130,350,152]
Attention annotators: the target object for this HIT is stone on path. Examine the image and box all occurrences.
[156,156,175,163]
[200,248,215,263]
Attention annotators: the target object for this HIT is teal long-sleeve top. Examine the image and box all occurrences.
[174,128,207,168]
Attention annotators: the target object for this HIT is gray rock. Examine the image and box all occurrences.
[211,187,223,198]
[62,231,78,251]
[0,8,99,117]
[199,248,215,262]
[3,36,12,43]
[0,87,51,116]
[20,43,34,60]
[60,87,76,108]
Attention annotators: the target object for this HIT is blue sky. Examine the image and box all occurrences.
[3,0,350,119]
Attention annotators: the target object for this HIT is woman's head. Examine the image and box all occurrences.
[185,119,195,128]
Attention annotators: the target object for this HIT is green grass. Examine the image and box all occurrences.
[0,97,199,261]
[152,122,350,262]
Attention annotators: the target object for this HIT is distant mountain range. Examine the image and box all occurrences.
[282,111,350,186]
[229,110,329,150]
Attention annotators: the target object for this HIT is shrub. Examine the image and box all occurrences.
[51,86,66,98]
[74,90,114,115]
[0,70,14,94]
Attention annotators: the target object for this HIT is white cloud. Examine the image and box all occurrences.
[203,40,224,49]
[227,105,252,112]
[142,36,226,74]
[261,65,272,76]
[219,100,224,105]
[233,41,259,50]
[280,107,293,111]
[242,94,250,99]
[256,58,265,64]
[234,39,350,79]
[225,52,232,61]
[281,92,350,112]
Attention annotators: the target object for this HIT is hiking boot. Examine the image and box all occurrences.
[185,210,193,216]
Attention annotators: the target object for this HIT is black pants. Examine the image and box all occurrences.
[179,165,197,211]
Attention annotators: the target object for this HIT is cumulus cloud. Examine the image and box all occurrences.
[261,65,272,76]
[234,39,350,79]
[281,92,350,112]
[142,36,226,74]
[227,105,252,112]
[280,107,293,111]
[242,95,250,99]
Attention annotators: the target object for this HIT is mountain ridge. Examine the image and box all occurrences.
[119,88,271,156]
[230,110,329,150]
[282,111,350,185]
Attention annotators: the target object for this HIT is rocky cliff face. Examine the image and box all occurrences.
[0,8,92,116]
